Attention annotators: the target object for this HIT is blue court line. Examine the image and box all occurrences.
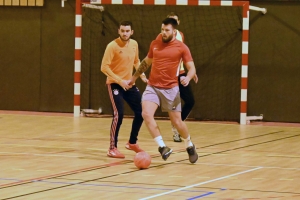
[187,188,226,199]
[187,192,215,199]
[0,177,207,193]
[0,178,19,181]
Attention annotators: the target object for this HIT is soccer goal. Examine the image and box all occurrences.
[74,0,266,124]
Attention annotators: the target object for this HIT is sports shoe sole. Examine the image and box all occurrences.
[125,145,131,150]
[125,144,144,153]
[162,149,173,161]
[107,153,125,159]
[187,145,198,164]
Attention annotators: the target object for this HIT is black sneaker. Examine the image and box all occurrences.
[158,146,173,161]
[186,145,198,164]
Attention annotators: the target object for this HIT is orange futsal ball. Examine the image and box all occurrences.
[134,151,151,169]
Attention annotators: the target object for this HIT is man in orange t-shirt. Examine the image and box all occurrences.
[128,18,198,164]
[101,21,147,159]
[156,12,198,143]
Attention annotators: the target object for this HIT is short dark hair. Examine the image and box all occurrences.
[167,12,179,19]
[119,21,133,29]
[162,18,178,29]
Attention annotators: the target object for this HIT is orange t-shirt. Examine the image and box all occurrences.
[147,39,193,89]
[156,30,185,74]
[101,38,139,84]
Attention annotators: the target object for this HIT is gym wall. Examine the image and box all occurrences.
[0,1,299,122]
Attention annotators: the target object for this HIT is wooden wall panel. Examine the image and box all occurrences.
[1,0,44,6]
[4,0,11,6]
[20,0,27,6]
[28,0,34,6]
[36,0,43,6]
[12,0,19,5]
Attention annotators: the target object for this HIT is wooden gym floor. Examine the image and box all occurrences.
[0,111,300,200]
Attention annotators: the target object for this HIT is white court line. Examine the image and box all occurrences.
[139,167,262,200]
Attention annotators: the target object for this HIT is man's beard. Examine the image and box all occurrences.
[120,35,130,41]
[162,35,173,43]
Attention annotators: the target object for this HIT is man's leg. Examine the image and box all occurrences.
[123,86,144,153]
[142,100,159,137]
[169,111,189,138]
[106,84,125,158]
[169,111,198,164]
[142,100,172,160]
[172,73,195,142]
[180,83,195,121]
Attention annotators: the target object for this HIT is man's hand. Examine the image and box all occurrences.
[193,74,198,83]
[180,76,191,87]
[140,74,148,83]
[119,80,131,91]
[127,76,138,87]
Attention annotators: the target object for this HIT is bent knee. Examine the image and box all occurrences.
[172,119,183,128]
[142,111,154,120]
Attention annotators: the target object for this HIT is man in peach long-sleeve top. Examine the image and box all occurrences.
[101,21,147,159]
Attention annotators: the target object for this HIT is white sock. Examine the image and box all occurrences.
[154,136,166,147]
[183,135,193,148]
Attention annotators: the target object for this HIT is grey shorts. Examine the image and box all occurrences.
[142,85,181,112]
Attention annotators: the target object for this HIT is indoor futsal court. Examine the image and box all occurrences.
[1,111,300,199]
[1,0,300,199]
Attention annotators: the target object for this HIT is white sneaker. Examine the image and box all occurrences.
[172,127,182,142]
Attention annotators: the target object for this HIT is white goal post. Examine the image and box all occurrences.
[74,0,267,125]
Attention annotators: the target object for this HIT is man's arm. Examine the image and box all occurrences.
[133,43,148,83]
[100,44,122,83]
[134,60,148,83]
[101,44,131,90]
[129,56,152,85]
[180,61,196,87]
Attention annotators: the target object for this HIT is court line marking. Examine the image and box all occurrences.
[1,133,298,191]
[0,160,132,188]
[0,177,208,193]
[187,191,215,200]
[194,162,300,170]
[0,152,79,158]
[139,167,263,200]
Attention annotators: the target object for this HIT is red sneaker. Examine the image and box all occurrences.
[107,147,125,158]
[125,142,144,153]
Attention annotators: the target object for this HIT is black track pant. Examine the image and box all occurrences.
[178,73,195,120]
[107,84,143,149]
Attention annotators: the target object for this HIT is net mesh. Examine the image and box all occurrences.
[81,4,243,122]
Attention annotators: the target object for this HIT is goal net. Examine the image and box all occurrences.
[79,1,248,123]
